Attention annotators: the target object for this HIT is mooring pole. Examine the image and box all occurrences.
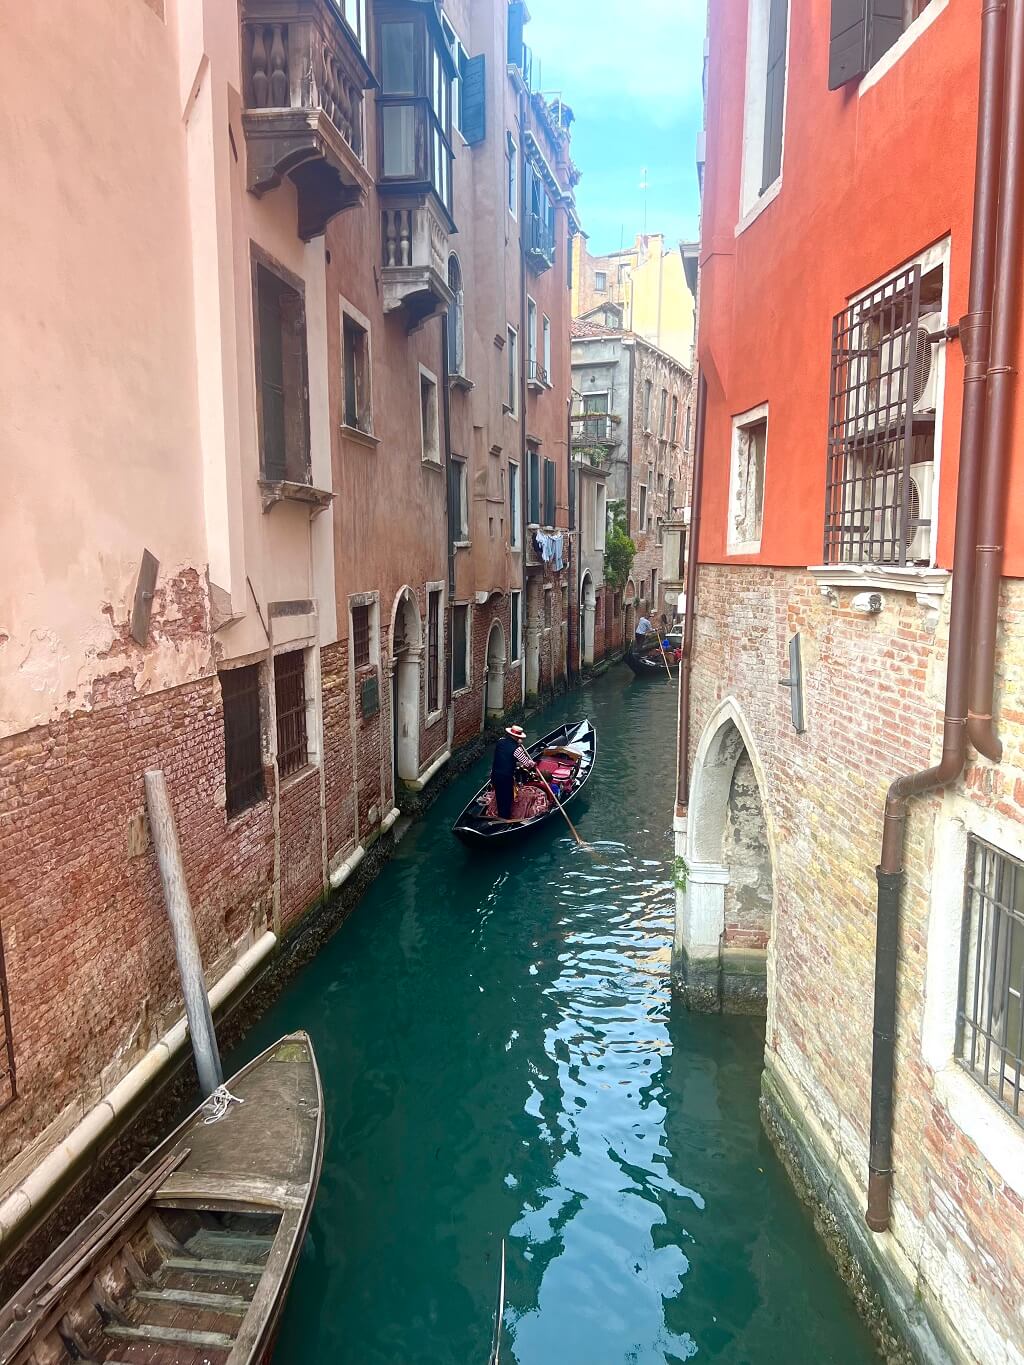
[144,769,223,1098]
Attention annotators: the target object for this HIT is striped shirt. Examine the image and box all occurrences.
[513,744,535,769]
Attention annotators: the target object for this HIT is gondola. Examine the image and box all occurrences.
[0,1032,323,1365]
[453,718,597,847]
[623,648,680,677]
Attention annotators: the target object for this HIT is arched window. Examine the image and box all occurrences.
[447,253,465,378]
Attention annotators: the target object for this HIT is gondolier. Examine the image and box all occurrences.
[491,725,537,819]
[633,612,655,654]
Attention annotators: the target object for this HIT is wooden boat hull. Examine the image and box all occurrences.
[452,719,597,847]
[0,1032,323,1365]
[623,650,679,677]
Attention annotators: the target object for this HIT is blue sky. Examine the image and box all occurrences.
[525,0,706,254]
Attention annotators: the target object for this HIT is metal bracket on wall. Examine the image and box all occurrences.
[130,549,159,645]
[779,632,806,733]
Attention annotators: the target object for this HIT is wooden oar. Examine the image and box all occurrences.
[535,769,593,853]
[657,639,673,678]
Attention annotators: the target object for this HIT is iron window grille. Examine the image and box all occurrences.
[274,650,308,779]
[352,604,371,668]
[824,264,936,566]
[0,919,15,1112]
[957,837,1024,1127]
[222,664,265,817]
[452,604,468,691]
[427,591,441,712]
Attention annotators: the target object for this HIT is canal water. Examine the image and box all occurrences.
[234,667,879,1363]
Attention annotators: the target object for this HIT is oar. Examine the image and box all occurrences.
[487,1239,506,1365]
[658,639,673,678]
[535,769,593,853]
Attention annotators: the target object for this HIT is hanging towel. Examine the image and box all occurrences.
[553,533,564,571]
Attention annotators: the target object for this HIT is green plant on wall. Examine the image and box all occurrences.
[673,855,689,894]
[604,498,636,590]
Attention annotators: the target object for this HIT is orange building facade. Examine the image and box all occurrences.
[678,0,1024,1357]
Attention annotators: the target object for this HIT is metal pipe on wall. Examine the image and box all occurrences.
[866,0,1009,1233]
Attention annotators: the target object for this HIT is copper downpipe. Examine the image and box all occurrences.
[969,0,1024,761]
[676,371,708,812]
[866,0,1009,1232]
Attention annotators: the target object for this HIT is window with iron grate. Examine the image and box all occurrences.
[957,837,1024,1128]
[352,604,371,668]
[427,590,441,713]
[222,664,265,817]
[274,650,308,778]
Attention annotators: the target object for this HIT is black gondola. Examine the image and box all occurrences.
[623,648,679,677]
[452,719,597,846]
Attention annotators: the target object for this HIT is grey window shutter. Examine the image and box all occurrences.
[867,0,904,68]
[761,0,788,192]
[829,0,869,88]
[508,2,525,66]
[462,53,486,145]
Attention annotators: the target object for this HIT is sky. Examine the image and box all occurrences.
[525,0,706,255]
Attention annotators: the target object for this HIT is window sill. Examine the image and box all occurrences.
[339,424,380,449]
[280,761,319,794]
[735,175,782,238]
[450,373,474,392]
[258,479,333,517]
[933,1064,1024,1201]
[452,683,473,699]
[425,707,443,728]
[859,0,949,95]
[421,455,443,468]
[453,539,472,550]
[728,538,763,557]
[808,564,950,597]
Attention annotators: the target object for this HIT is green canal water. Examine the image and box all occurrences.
[234,668,880,1363]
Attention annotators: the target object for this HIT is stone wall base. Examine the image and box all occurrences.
[673,945,768,1016]
[761,1062,962,1365]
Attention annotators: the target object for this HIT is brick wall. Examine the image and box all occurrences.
[322,640,356,866]
[685,564,1024,1359]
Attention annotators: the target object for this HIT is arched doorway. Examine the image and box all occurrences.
[677,699,775,1015]
[390,588,422,784]
[580,572,596,666]
[484,620,506,719]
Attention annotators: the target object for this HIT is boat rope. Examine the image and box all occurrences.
[201,1085,245,1125]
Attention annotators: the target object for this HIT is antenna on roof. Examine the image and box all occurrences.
[639,168,649,233]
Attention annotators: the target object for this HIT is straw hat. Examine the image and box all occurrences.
[505,725,527,739]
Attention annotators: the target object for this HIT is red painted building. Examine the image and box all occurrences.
[678,0,1024,1356]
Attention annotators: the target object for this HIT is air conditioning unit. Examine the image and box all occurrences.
[868,461,935,564]
[849,310,943,431]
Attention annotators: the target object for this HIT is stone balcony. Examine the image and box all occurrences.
[380,200,453,330]
[241,0,375,240]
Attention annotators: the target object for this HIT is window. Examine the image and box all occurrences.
[581,391,610,441]
[828,0,933,89]
[274,650,308,778]
[659,388,668,439]
[543,458,556,527]
[643,379,653,432]
[527,447,541,525]
[595,482,608,552]
[427,589,442,713]
[543,316,552,383]
[671,395,679,443]
[352,603,371,667]
[739,0,789,219]
[506,326,519,416]
[595,270,607,291]
[510,590,521,662]
[684,403,693,450]
[381,20,415,91]
[824,256,943,566]
[441,16,466,135]
[509,460,522,547]
[447,255,465,377]
[253,259,310,484]
[342,312,371,433]
[377,8,454,208]
[222,664,265,817]
[507,132,518,218]
[957,838,1024,1128]
[638,483,648,528]
[449,457,469,542]
[729,405,768,554]
[334,0,368,52]
[527,297,538,380]
[420,366,440,462]
[452,603,469,691]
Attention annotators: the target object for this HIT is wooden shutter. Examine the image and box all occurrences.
[761,0,788,192]
[829,0,868,88]
[279,286,310,483]
[462,53,486,145]
[867,0,904,68]
[256,268,286,481]
[543,458,556,526]
[529,449,540,525]
[507,2,525,66]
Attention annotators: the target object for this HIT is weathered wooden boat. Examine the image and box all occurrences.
[0,1032,323,1365]
[453,719,597,847]
[623,648,680,677]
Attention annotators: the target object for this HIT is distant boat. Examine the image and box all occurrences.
[0,1032,323,1365]
[623,649,679,677]
[453,719,597,847]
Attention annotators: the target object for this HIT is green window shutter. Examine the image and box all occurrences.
[543,459,556,526]
[507,2,525,66]
[528,450,540,525]
[462,53,486,145]
[761,0,788,192]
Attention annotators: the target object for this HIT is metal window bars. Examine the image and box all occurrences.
[0,920,15,1111]
[222,664,265,817]
[957,837,1024,1127]
[824,264,934,566]
[274,650,308,779]
[427,593,441,713]
[352,604,371,668]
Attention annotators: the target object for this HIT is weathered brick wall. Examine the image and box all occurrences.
[322,640,356,865]
[721,750,772,948]
[686,564,1024,1357]
[278,766,324,929]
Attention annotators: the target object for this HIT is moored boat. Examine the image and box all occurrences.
[452,719,597,847]
[0,1032,323,1365]
[623,649,680,677]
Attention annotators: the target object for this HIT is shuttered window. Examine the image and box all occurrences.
[543,458,556,527]
[222,664,266,817]
[462,53,486,145]
[427,590,441,713]
[507,1,526,66]
[828,0,907,90]
[254,262,310,484]
[761,0,788,192]
[274,650,308,778]
[528,448,541,526]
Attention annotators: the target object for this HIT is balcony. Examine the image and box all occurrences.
[241,0,375,241]
[525,210,555,273]
[527,360,549,391]
[381,200,454,329]
[573,415,614,443]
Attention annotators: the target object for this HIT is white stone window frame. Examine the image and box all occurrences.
[424,580,446,727]
[506,325,519,418]
[858,0,948,96]
[339,292,377,446]
[923,793,1024,1201]
[728,401,769,556]
[509,588,522,664]
[638,482,648,530]
[419,363,441,464]
[595,480,608,553]
[348,591,381,672]
[542,315,552,385]
[452,455,470,544]
[271,641,323,786]
[451,599,472,697]
[735,0,791,235]
[507,132,518,220]
[509,459,522,550]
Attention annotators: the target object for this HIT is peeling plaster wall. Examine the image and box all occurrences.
[721,750,772,949]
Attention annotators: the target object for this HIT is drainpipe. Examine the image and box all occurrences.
[676,372,708,812]
[568,391,578,679]
[968,0,1024,762]
[866,0,1008,1233]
